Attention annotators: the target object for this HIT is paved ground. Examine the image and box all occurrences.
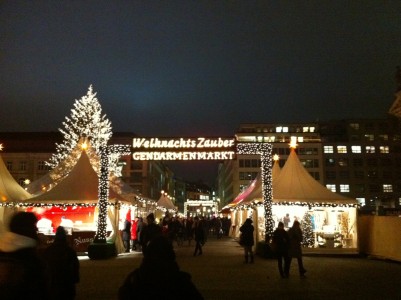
[76,236,401,300]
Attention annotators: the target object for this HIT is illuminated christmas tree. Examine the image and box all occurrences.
[46,85,122,178]
[301,211,314,247]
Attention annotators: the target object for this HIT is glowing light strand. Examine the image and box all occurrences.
[96,144,131,243]
[236,142,274,241]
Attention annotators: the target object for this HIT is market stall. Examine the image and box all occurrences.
[24,150,135,253]
[230,148,358,251]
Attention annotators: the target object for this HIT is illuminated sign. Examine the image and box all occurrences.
[132,137,236,161]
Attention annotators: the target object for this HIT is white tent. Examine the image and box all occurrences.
[0,154,32,227]
[273,148,357,205]
[26,150,130,254]
[28,150,128,204]
[157,193,176,211]
[230,148,358,249]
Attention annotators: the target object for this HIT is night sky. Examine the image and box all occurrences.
[1,1,401,185]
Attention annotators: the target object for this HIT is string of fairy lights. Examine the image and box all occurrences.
[236,142,274,240]
[95,144,131,242]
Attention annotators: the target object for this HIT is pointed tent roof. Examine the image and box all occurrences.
[272,159,281,180]
[28,150,126,204]
[233,149,356,208]
[157,193,176,211]
[0,154,31,203]
[273,148,357,205]
[225,160,281,209]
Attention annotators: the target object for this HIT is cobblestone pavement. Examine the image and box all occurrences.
[76,236,401,300]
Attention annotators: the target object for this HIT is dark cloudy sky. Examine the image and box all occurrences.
[1,1,401,184]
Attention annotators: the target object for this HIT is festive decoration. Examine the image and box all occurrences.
[95,144,131,243]
[236,142,273,240]
[46,85,122,177]
[301,212,314,247]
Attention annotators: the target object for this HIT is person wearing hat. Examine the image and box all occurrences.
[239,218,255,264]
[140,213,162,253]
[43,226,80,299]
[118,236,203,299]
[0,211,48,299]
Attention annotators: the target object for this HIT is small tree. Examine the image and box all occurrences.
[46,85,122,178]
[301,211,314,247]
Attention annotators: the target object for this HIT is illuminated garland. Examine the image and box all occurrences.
[96,144,131,243]
[236,142,273,241]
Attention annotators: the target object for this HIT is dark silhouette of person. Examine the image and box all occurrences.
[272,221,290,278]
[140,213,162,253]
[118,236,203,299]
[122,215,132,253]
[239,218,254,263]
[193,216,205,256]
[288,220,307,277]
[43,226,80,300]
[0,211,49,299]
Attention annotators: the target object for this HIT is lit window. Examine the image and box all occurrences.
[310,127,315,132]
[326,184,336,192]
[380,146,389,154]
[324,146,333,153]
[297,136,304,143]
[399,198,401,206]
[339,184,350,192]
[276,126,282,133]
[350,123,360,130]
[366,146,375,153]
[383,184,393,193]
[337,146,347,154]
[357,198,365,206]
[283,127,289,133]
[303,127,309,132]
[351,146,361,153]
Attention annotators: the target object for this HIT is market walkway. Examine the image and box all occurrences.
[76,236,401,300]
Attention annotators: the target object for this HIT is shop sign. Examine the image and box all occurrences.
[132,137,236,160]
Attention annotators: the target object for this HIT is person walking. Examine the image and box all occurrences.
[272,221,290,278]
[0,211,48,299]
[239,218,254,264]
[43,226,80,300]
[288,220,307,277]
[193,217,205,256]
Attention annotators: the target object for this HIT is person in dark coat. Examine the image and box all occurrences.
[122,215,132,253]
[135,217,143,252]
[140,213,162,253]
[118,236,203,300]
[288,220,307,277]
[272,221,290,278]
[239,218,254,263]
[193,216,205,256]
[0,211,49,300]
[43,226,80,300]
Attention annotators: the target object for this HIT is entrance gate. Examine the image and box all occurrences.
[95,137,274,241]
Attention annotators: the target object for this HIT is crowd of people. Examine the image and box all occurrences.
[122,212,231,254]
[0,211,307,299]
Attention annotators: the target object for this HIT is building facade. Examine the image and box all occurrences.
[217,118,401,214]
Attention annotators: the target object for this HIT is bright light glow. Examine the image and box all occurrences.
[273,154,279,161]
[289,136,297,149]
[0,143,3,151]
